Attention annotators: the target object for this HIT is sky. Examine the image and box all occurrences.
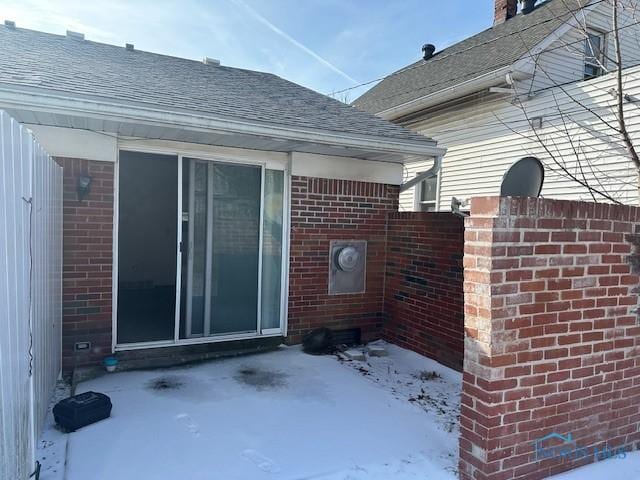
[0,0,496,100]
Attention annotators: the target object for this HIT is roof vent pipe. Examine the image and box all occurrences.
[522,0,537,14]
[66,30,85,40]
[422,44,436,61]
[4,20,16,29]
[126,43,134,51]
[203,57,221,66]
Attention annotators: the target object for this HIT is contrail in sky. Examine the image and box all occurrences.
[229,0,359,85]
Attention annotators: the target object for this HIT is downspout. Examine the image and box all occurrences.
[400,155,443,193]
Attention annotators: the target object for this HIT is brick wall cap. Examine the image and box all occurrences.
[470,196,640,221]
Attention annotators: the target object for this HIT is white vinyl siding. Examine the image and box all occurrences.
[400,66,640,211]
[397,3,640,212]
[517,1,639,94]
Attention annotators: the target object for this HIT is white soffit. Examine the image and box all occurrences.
[26,124,117,162]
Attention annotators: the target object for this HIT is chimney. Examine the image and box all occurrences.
[494,0,518,25]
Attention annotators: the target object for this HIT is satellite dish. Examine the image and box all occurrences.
[500,157,545,197]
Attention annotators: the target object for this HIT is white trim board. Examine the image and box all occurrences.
[291,152,404,185]
[118,137,289,170]
[26,124,117,162]
[27,127,406,185]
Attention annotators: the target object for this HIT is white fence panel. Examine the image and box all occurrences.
[0,110,63,480]
[31,122,63,438]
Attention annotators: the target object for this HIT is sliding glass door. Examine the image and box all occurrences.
[179,158,283,339]
[116,150,285,348]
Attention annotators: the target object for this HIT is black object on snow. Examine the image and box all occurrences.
[53,391,112,432]
[303,327,335,355]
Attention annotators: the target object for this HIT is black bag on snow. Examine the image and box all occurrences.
[53,391,112,431]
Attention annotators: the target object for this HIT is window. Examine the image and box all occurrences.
[584,29,606,79]
[416,174,438,212]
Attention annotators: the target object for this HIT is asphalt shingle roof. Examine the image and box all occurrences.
[353,0,585,114]
[0,25,434,145]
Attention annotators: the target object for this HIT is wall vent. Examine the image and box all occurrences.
[333,328,362,346]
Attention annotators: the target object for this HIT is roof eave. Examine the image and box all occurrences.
[0,85,446,159]
[375,65,533,121]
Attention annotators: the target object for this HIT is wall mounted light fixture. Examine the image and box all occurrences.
[77,174,92,201]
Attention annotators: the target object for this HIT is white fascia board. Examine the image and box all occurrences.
[291,152,404,185]
[377,66,532,121]
[0,86,445,159]
[26,124,117,162]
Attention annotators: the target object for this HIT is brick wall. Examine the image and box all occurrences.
[56,165,460,373]
[461,196,640,480]
[384,212,465,370]
[58,158,114,370]
[287,176,399,343]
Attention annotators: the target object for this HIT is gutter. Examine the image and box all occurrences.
[0,85,446,158]
[376,65,534,122]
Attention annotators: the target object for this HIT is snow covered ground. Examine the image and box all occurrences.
[549,451,640,479]
[37,341,640,479]
[39,342,461,480]
[37,380,70,480]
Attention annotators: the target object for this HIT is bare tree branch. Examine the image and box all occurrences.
[612,0,640,175]
[499,0,639,203]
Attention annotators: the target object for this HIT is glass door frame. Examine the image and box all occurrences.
[113,146,289,352]
[181,157,265,339]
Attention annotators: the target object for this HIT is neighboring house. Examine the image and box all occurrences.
[353,0,640,212]
[0,23,444,370]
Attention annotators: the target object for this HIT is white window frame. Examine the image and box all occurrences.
[584,28,606,80]
[111,140,291,352]
[414,170,441,212]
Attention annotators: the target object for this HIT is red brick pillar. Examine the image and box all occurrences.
[460,196,640,480]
